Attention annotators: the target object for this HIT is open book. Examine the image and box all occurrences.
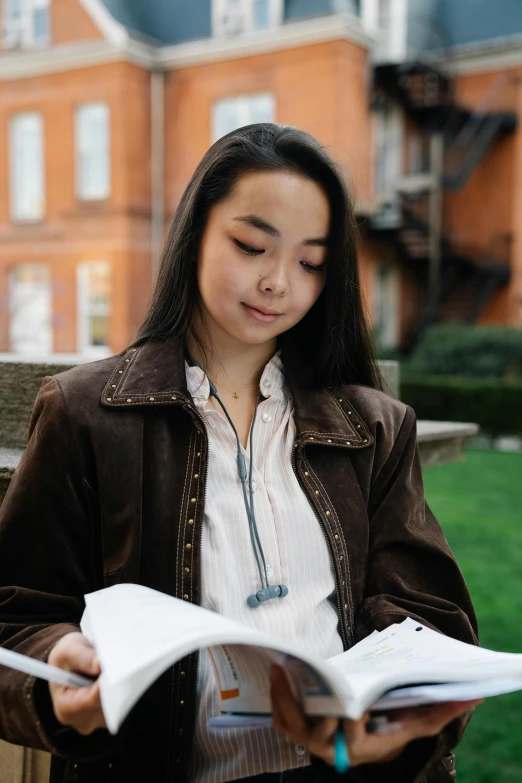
[78,584,522,733]
[2,583,522,735]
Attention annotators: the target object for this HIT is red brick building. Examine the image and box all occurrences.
[0,0,521,357]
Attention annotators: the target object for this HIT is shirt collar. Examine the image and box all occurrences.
[185,351,289,404]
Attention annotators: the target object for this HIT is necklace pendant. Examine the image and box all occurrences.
[232,391,240,399]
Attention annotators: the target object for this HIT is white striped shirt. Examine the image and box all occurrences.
[186,352,344,783]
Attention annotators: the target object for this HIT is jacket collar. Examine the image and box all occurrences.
[101,340,373,450]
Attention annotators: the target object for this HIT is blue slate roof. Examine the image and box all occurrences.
[101,0,211,44]
[99,0,522,48]
[434,0,522,48]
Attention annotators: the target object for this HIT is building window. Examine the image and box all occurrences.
[9,264,52,355]
[9,112,45,222]
[373,104,404,194]
[360,0,407,62]
[77,263,111,356]
[76,103,111,201]
[212,93,275,142]
[373,263,399,347]
[212,0,283,37]
[3,0,49,49]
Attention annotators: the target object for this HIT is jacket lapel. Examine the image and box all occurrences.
[101,339,374,451]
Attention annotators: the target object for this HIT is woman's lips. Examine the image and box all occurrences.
[242,303,282,323]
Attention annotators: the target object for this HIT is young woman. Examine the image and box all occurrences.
[0,124,478,783]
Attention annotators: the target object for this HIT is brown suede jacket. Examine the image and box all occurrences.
[0,339,477,783]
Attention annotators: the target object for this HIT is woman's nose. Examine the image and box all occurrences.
[259,261,288,296]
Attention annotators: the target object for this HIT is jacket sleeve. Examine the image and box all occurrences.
[0,377,113,758]
[321,405,477,783]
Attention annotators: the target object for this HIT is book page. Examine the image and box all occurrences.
[81,584,347,733]
[209,645,344,718]
[327,618,522,715]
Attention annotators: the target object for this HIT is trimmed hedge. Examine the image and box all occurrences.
[401,374,522,436]
[405,324,522,378]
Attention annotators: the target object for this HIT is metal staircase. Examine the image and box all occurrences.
[370,62,516,349]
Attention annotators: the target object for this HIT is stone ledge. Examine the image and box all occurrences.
[417,421,480,468]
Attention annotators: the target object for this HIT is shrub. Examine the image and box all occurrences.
[405,325,522,378]
[401,375,522,436]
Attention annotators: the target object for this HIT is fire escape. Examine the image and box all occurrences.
[369,62,517,350]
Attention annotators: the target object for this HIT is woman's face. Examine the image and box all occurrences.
[197,170,329,347]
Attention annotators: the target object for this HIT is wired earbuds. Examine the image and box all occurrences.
[187,354,289,609]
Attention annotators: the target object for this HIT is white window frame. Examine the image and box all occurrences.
[3,0,50,49]
[9,112,45,222]
[360,0,407,62]
[77,262,112,357]
[75,103,111,201]
[212,0,283,37]
[212,92,275,142]
[373,263,400,348]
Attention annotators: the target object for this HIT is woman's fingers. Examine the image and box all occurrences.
[270,664,308,738]
[391,699,481,740]
[48,632,100,677]
[48,632,106,734]
[270,665,340,764]
[50,680,107,733]
[346,701,483,767]
[270,662,484,770]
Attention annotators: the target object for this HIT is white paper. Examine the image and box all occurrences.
[77,586,522,732]
[372,677,522,710]
[0,646,93,689]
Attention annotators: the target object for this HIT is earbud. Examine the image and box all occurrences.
[247,584,289,608]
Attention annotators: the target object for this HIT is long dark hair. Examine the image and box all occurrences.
[135,123,381,390]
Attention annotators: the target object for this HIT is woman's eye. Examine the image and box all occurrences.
[234,239,264,255]
[301,261,325,274]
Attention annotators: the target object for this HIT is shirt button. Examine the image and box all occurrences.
[295,743,307,756]
[261,412,272,423]
[251,481,258,493]
[264,380,272,390]
[266,565,274,578]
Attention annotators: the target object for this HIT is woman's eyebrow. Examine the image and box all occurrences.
[233,214,328,246]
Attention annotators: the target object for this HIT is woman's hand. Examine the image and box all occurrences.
[48,632,107,736]
[270,664,481,768]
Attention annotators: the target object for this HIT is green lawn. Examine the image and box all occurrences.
[423,448,522,783]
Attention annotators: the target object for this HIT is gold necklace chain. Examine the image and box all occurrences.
[213,379,258,400]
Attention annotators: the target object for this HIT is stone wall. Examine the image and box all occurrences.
[0,360,76,450]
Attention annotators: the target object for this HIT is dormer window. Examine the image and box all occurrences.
[212,0,283,37]
[3,0,50,50]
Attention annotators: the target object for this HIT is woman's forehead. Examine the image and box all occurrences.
[217,171,330,237]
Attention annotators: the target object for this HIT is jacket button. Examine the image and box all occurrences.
[186,544,192,550]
